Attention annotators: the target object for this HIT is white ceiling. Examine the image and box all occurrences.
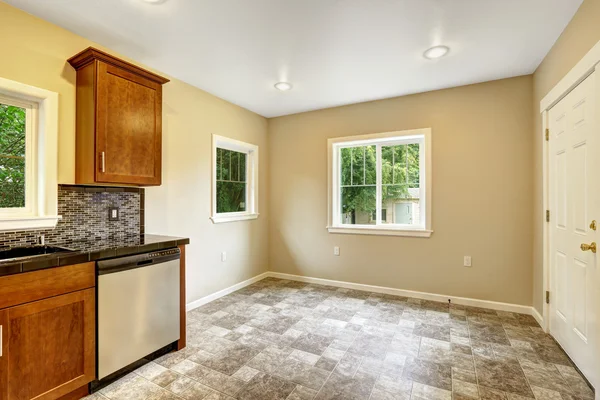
[6,0,583,117]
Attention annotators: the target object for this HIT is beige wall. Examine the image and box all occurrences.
[0,1,269,304]
[532,0,600,315]
[268,76,534,306]
[145,80,269,303]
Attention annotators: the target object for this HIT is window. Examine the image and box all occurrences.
[211,135,258,223]
[0,77,59,231]
[0,98,31,211]
[327,129,432,237]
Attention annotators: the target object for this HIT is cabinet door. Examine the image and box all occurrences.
[0,309,8,400]
[96,61,162,185]
[4,289,95,400]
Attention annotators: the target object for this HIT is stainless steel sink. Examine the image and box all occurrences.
[0,245,74,262]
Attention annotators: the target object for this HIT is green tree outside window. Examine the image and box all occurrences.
[0,103,26,208]
[340,143,419,224]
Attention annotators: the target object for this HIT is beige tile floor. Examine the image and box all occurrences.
[83,277,595,400]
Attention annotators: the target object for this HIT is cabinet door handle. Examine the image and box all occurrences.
[0,324,3,358]
[101,152,106,173]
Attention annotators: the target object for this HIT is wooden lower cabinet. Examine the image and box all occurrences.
[0,308,8,399]
[0,288,96,400]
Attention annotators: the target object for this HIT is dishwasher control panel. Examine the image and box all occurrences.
[97,247,181,275]
[148,248,180,258]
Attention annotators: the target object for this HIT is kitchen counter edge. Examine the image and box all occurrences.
[0,235,190,277]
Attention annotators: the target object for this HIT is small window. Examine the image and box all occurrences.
[0,77,59,231]
[328,129,432,237]
[211,135,258,223]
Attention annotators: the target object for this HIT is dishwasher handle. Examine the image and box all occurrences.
[97,248,180,275]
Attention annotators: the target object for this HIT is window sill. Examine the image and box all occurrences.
[327,225,433,238]
[211,213,259,224]
[0,215,62,232]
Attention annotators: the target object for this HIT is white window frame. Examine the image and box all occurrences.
[327,128,432,237]
[0,77,60,231]
[211,134,259,224]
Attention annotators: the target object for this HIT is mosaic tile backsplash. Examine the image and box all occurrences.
[0,185,143,248]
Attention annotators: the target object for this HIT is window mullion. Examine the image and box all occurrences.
[363,147,366,185]
[405,144,409,185]
[392,146,395,184]
[219,149,222,180]
[376,144,382,226]
[350,147,353,186]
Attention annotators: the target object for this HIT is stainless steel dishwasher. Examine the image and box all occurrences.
[97,248,180,380]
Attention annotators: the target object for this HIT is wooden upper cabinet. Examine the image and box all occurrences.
[68,47,169,186]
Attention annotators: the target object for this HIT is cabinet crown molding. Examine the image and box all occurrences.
[67,47,170,85]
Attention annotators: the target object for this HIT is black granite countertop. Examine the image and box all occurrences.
[0,234,189,277]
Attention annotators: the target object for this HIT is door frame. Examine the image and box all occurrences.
[541,38,600,394]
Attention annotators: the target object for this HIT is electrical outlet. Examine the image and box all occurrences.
[108,207,119,221]
[334,246,340,256]
[221,252,227,262]
[464,256,472,267]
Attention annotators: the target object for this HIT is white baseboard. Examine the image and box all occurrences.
[186,272,270,312]
[267,272,535,316]
[532,307,544,328]
[185,270,536,317]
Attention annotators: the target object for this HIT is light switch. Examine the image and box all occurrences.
[109,207,119,221]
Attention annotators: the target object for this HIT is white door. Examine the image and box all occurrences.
[549,71,599,386]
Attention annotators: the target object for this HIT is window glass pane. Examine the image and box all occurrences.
[222,148,231,181]
[0,103,26,208]
[231,151,239,182]
[407,143,420,187]
[216,148,247,213]
[217,182,246,213]
[364,145,376,185]
[351,147,364,185]
[341,186,376,225]
[239,152,246,183]
[381,143,420,225]
[340,145,376,225]
[341,145,376,186]
[340,147,352,186]
[382,146,393,185]
[216,148,223,180]
[393,145,407,184]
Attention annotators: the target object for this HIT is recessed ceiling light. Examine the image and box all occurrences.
[274,82,293,91]
[423,45,450,60]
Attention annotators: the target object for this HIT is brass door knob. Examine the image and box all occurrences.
[581,242,597,253]
[591,220,597,231]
